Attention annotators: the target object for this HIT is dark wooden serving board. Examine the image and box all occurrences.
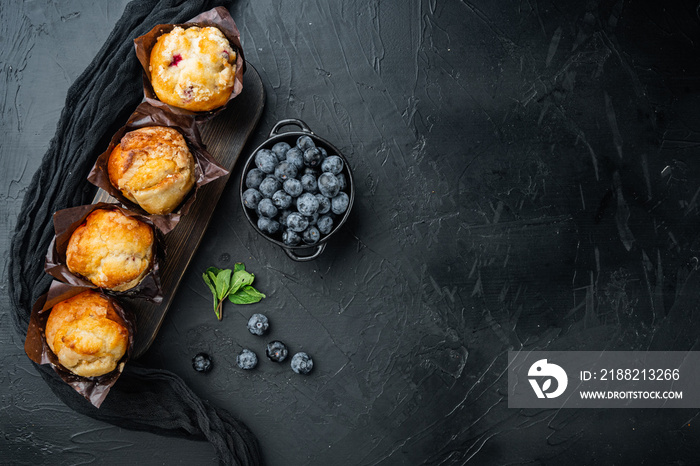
[92,63,265,358]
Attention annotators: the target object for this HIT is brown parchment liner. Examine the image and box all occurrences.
[87,102,228,233]
[134,6,246,122]
[44,203,163,303]
[24,281,136,408]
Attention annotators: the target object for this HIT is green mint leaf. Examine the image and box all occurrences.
[229,285,266,304]
[228,269,255,296]
[233,263,245,273]
[215,269,232,300]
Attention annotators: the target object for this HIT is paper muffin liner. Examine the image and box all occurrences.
[87,102,228,233]
[24,281,136,408]
[44,203,163,303]
[134,6,246,121]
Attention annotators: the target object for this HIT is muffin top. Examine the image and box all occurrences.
[66,209,154,291]
[149,26,237,112]
[108,126,196,215]
[45,290,129,378]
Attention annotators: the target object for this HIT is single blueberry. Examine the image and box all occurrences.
[336,173,347,191]
[305,212,319,226]
[285,147,304,170]
[297,135,315,151]
[290,352,314,375]
[237,349,258,370]
[315,194,331,215]
[257,198,278,218]
[300,174,318,193]
[242,188,263,210]
[332,192,350,215]
[302,226,321,244]
[271,142,291,161]
[259,176,281,198]
[266,341,289,363]
[246,168,265,189]
[192,353,213,373]
[303,167,320,176]
[257,216,280,235]
[321,155,344,175]
[247,313,269,336]
[274,161,298,182]
[317,215,334,235]
[283,178,303,197]
[317,146,328,159]
[303,147,322,167]
[296,192,320,216]
[255,149,277,174]
[279,209,293,227]
[318,172,340,198]
[286,212,309,232]
[272,190,293,209]
[282,229,302,246]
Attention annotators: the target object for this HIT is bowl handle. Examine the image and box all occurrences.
[283,243,326,262]
[269,118,313,138]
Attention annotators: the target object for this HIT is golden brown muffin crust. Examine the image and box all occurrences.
[149,26,237,112]
[45,290,129,378]
[65,209,154,291]
[108,126,196,214]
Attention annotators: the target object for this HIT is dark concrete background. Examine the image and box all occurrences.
[3,0,700,464]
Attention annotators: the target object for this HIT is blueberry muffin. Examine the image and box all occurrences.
[149,26,237,111]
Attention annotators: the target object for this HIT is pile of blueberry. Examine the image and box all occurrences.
[242,135,350,246]
[207,313,313,374]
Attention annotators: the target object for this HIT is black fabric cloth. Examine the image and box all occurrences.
[7,1,263,465]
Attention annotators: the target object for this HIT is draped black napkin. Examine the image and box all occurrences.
[8,1,262,464]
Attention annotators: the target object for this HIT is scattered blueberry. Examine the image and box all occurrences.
[257,198,278,218]
[321,155,343,175]
[259,176,281,198]
[286,212,309,232]
[315,194,331,214]
[317,215,333,235]
[266,341,289,362]
[192,353,213,373]
[257,217,280,235]
[332,192,350,215]
[282,229,302,246]
[237,349,258,370]
[297,193,320,216]
[318,172,340,198]
[300,174,318,193]
[246,168,265,189]
[290,352,313,375]
[297,135,315,151]
[242,188,263,210]
[274,161,298,182]
[271,142,291,161]
[303,147,322,167]
[255,149,277,173]
[247,313,269,336]
[303,226,320,244]
[283,178,303,197]
[285,147,304,170]
[272,190,293,209]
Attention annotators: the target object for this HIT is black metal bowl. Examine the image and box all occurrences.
[239,118,355,261]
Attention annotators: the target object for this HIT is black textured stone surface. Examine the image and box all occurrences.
[3,1,700,464]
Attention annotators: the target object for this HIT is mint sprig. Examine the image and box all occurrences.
[202,263,266,320]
